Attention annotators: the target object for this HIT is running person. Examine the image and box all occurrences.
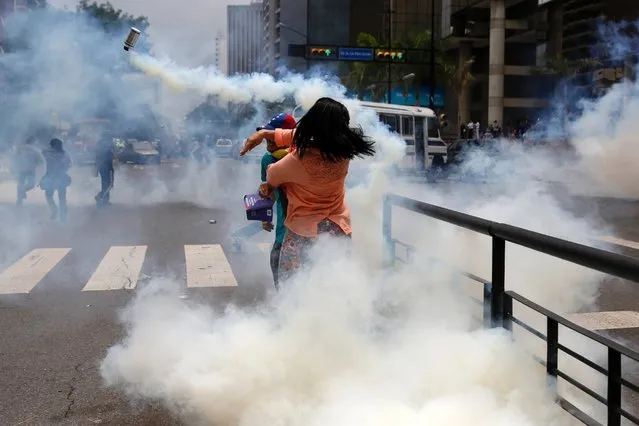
[40,138,72,221]
[13,136,43,206]
[94,138,115,207]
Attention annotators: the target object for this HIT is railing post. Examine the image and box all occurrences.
[607,348,622,426]
[503,292,513,332]
[547,318,559,394]
[483,283,492,329]
[491,236,506,328]
[382,195,394,268]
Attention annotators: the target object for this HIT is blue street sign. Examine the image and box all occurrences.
[338,47,374,61]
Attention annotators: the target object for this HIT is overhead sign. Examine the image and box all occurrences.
[338,47,374,61]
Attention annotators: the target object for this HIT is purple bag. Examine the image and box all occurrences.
[244,193,275,223]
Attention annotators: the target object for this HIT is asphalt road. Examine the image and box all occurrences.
[0,157,638,425]
[0,157,274,425]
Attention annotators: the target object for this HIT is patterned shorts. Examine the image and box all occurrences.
[278,220,351,283]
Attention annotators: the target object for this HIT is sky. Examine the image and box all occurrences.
[47,0,252,66]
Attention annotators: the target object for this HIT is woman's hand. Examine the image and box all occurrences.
[240,130,276,155]
[259,183,275,200]
[240,130,267,156]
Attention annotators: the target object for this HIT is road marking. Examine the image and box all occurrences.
[185,245,238,288]
[0,248,71,294]
[599,236,639,251]
[567,311,639,330]
[258,243,271,253]
[82,246,147,291]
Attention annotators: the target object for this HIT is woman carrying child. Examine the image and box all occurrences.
[240,97,375,283]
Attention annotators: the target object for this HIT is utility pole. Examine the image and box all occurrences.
[429,0,436,109]
[387,1,394,104]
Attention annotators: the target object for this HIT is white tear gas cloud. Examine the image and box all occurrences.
[0,9,165,145]
[0,7,630,422]
[530,20,639,198]
[97,42,631,424]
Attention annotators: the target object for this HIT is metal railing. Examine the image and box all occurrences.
[383,193,639,426]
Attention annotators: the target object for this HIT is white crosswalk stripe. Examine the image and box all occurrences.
[82,246,147,291]
[0,243,272,295]
[0,248,71,294]
[258,243,271,253]
[184,244,237,288]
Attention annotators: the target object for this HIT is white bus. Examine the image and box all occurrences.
[292,101,447,171]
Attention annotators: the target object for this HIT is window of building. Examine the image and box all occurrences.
[536,43,547,67]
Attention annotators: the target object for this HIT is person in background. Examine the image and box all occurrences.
[240,97,375,283]
[13,136,43,206]
[40,138,72,221]
[94,138,115,207]
[257,113,296,290]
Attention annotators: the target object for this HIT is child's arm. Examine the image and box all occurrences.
[241,129,295,155]
[260,153,275,183]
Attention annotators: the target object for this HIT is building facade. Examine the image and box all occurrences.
[0,0,27,55]
[213,31,228,75]
[227,2,263,75]
[440,0,639,132]
[262,0,307,75]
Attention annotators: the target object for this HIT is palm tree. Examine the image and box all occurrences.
[343,33,388,101]
[440,57,475,131]
[394,30,440,105]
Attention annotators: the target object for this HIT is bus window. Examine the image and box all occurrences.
[401,116,414,136]
[414,116,425,170]
[379,114,400,134]
[427,116,440,138]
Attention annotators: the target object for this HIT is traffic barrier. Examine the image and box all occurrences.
[382,193,639,426]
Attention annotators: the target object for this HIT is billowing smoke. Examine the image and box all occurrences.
[1,5,635,424]
[529,20,639,198]
[0,9,161,146]
[97,35,631,426]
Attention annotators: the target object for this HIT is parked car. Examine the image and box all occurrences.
[118,140,161,164]
[214,139,234,157]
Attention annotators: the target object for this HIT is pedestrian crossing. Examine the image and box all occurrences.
[0,243,272,295]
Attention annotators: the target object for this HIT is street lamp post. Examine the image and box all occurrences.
[368,73,415,103]
[278,23,309,72]
[429,0,436,109]
[387,1,394,104]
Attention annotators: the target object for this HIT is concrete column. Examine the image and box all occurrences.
[488,0,505,125]
[458,42,472,128]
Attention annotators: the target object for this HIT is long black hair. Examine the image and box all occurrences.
[293,97,375,162]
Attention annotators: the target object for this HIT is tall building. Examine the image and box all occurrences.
[0,0,27,55]
[227,2,263,75]
[348,0,441,46]
[213,31,228,75]
[440,0,639,131]
[540,0,639,96]
[262,0,307,75]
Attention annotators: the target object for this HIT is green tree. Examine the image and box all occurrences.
[440,57,475,128]
[26,0,48,9]
[77,0,149,33]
